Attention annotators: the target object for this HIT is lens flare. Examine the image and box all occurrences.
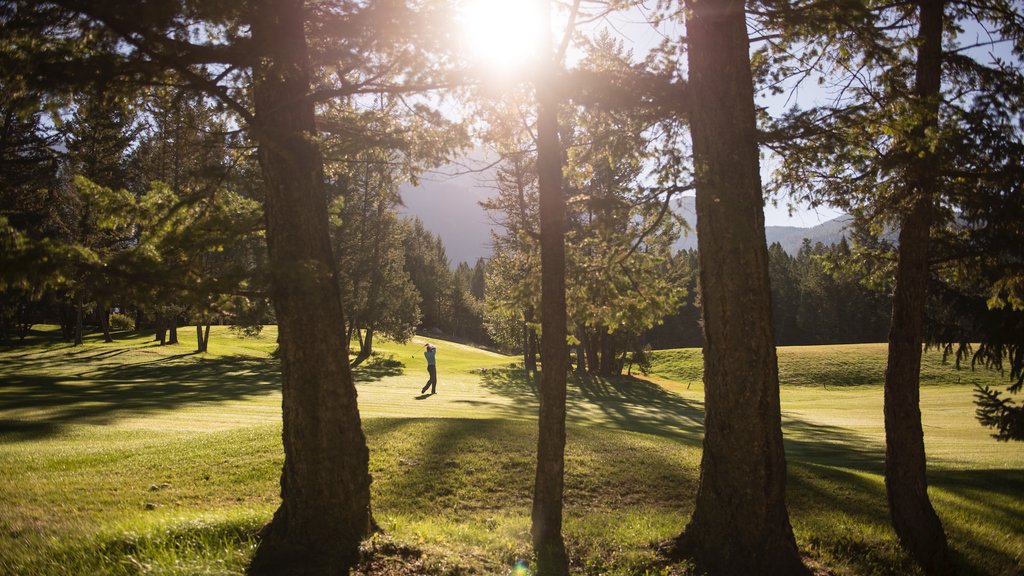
[511,559,531,575]
[458,0,543,75]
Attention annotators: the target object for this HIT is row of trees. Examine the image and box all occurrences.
[2,1,1022,576]
[0,77,486,358]
[649,239,894,349]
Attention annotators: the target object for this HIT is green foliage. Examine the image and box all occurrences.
[480,39,688,372]
[760,1,1024,445]
[402,217,455,333]
[107,311,134,332]
[329,154,421,349]
[973,384,1024,441]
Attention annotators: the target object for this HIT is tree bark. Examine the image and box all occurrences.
[361,328,374,357]
[156,313,167,346]
[196,323,211,353]
[883,2,953,574]
[246,1,372,574]
[99,301,112,342]
[73,300,83,346]
[531,0,569,570]
[168,317,178,345]
[523,313,539,373]
[673,1,807,574]
[582,328,600,375]
[598,331,616,376]
[574,323,587,373]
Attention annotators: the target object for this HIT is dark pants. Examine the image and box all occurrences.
[421,365,437,394]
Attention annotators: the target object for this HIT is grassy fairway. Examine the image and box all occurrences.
[1,328,1021,575]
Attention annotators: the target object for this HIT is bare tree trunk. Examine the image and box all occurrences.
[884,3,953,574]
[155,313,167,346]
[523,307,539,372]
[531,0,568,570]
[60,301,74,341]
[673,1,807,574]
[73,300,83,346]
[361,328,374,357]
[168,316,178,345]
[196,323,211,353]
[574,324,586,373]
[246,1,371,574]
[598,331,616,376]
[99,301,112,342]
[584,329,599,375]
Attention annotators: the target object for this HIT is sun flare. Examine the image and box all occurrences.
[459,0,544,74]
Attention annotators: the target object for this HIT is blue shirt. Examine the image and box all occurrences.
[424,348,436,366]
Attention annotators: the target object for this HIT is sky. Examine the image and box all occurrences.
[431,0,847,231]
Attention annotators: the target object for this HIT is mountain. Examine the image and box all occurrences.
[399,170,497,266]
[400,170,851,265]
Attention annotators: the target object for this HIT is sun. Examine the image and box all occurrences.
[458,0,545,75]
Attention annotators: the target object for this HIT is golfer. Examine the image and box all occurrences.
[420,343,438,395]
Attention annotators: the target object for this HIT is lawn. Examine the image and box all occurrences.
[0,327,1021,575]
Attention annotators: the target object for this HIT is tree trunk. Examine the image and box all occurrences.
[884,2,953,574]
[574,324,586,373]
[73,301,83,346]
[523,307,539,372]
[168,317,178,345]
[598,331,616,376]
[361,328,374,357]
[246,1,372,574]
[527,331,539,372]
[99,301,112,342]
[156,313,167,346]
[531,0,569,570]
[673,1,807,574]
[584,329,599,375]
[196,323,211,353]
[60,301,74,341]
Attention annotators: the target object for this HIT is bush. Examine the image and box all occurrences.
[108,312,136,332]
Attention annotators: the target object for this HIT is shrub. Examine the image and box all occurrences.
[108,312,136,332]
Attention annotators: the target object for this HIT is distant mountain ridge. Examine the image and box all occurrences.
[400,173,851,266]
[670,196,851,254]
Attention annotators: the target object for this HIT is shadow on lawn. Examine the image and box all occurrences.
[474,369,706,443]
[366,417,697,515]
[0,353,280,441]
[1,343,404,441]
[474,368,891,467]
[351,354,405,383]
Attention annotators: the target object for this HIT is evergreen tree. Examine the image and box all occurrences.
[0,91,60,343]
[763,0,1024,568]
[403,217,454,335]
[2,1,467,571]
[670,0,808,573]
[63,88,137,344]
[331,155,420,358]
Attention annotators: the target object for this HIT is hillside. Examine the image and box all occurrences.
[400,171,852,264]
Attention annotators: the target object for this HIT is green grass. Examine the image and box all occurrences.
[1,327,1021,575]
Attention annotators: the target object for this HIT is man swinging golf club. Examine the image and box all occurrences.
[420,343,438,395]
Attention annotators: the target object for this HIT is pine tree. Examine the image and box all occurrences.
[671,0,808,573]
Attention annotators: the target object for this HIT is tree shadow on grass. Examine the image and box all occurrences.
[782,416,885,475]
[366,417,697,517]
[474,369,705,444]
[789,462,1024,576]
[351,354,405,383]
[0,354,281,441]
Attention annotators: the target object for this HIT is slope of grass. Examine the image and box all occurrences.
[1,327,1021,575]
